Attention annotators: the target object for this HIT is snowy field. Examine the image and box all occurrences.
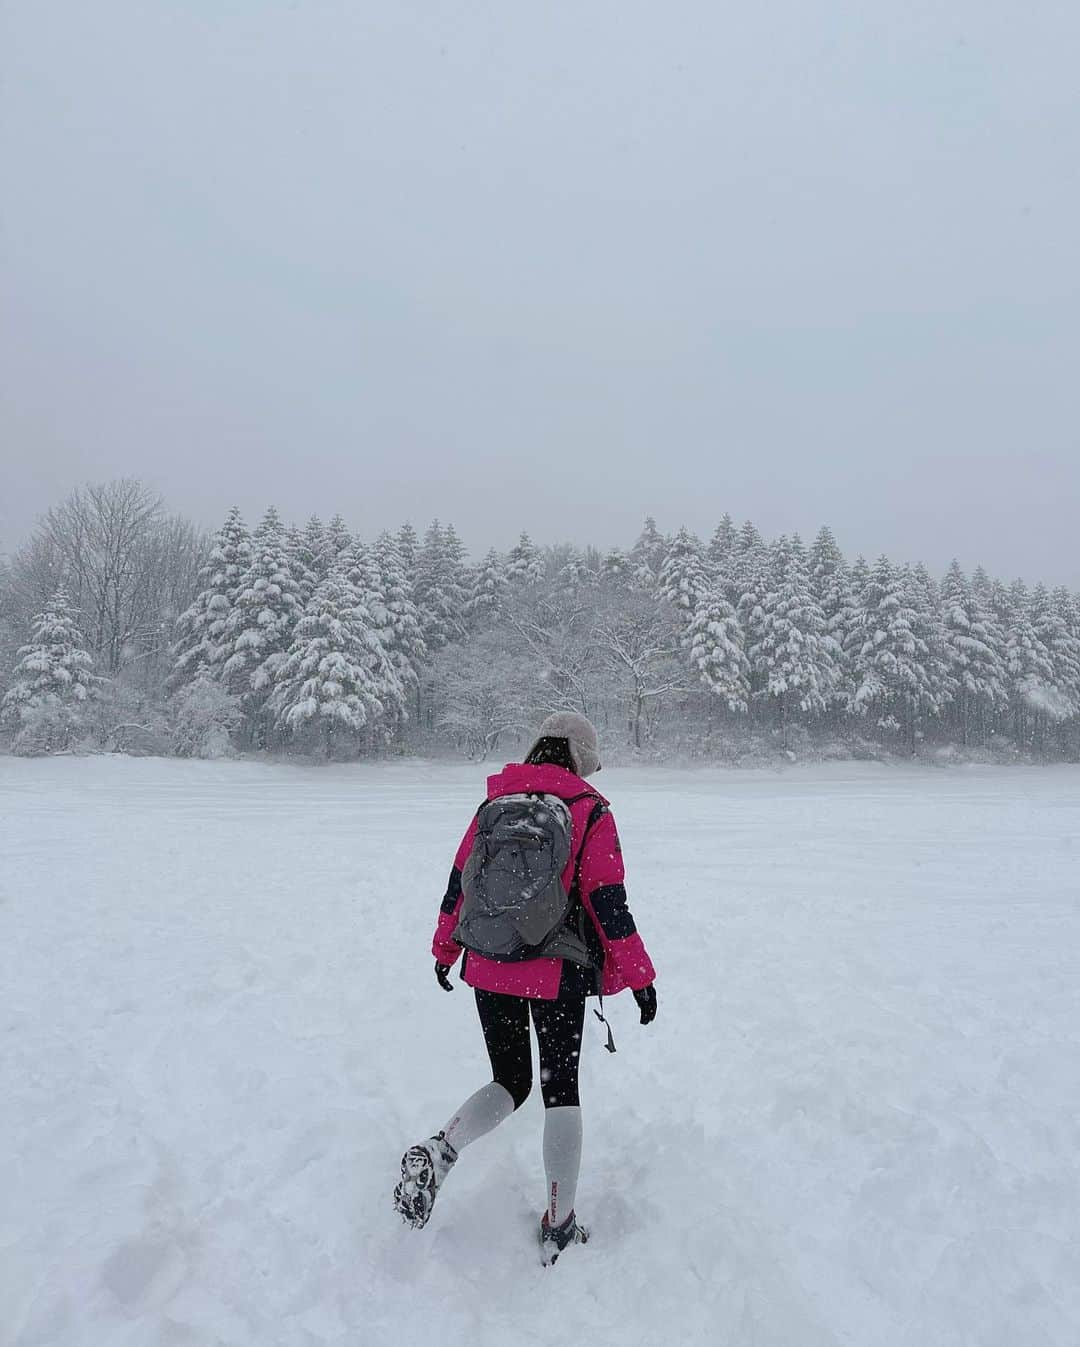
[2,757,1079,1347]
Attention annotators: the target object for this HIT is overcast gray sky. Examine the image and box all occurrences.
[2,1,1078,584]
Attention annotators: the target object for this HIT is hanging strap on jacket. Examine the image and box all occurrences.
[593,995,617,1054]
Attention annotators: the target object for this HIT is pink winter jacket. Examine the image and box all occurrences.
[431,762,656,1000]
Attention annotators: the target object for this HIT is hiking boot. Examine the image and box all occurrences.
[393,1132,458,1229]
[539,1209,589,1266]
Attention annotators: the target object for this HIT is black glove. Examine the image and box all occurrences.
[633,984,657,1025]
[435,961,454,992]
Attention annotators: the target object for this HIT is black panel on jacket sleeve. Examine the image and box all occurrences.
[440,867,463,915]
[589,883,637,940]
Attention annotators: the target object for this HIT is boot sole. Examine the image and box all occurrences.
[393,1148,437,1229]
[539,1222,589,1266]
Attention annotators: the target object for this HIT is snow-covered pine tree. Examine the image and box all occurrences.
[847,555,871,599]
[969,561,1009,728]
[912,562,943,616]
[411,522,469,732]
[370,532,426,729]
[302,516,327,578]
[734,524,770,709]
[269,567,391,756]
[629,516,669,584]
[987,578,1016,746]
[340,538,407,733]
[169,506,252,691]
[552,546,596,601]
[830,553,870,727]
[808,526,856,718]
[222,507,303,744]
[940,560,1007,746]
[464,548,508,625]
[505,532,545,587]
[972,566,1009,741]
[375,530,427,681]
[322,515,353,571]
[655,527,747,716]
[749,535,839,739]
[601,547,633,584]
[733,521,767,584]
[442,523,469,581]
[0,557,18,701]
[343,539,389,631]
[1056,589,1080,755]
[657,527,709,617]
[971,566,994,605]
[700,511,737,587]
[846,555,935,751]
[1030,584,1080,729]
[686,591,748,713]
[1053,587,1080,713]
[986,576,1014,632]
[286,524,319,607]
[414,521,468,653]
[808,526,846,621]
[396,522,419,573]
[1004,581,1053,748]
[905,563,950,733]
[1,588,97,754]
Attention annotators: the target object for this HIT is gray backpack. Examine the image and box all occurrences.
[454,791,603,965]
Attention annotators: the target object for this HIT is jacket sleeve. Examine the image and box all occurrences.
[577,809,656,991]
[431,817,478,966]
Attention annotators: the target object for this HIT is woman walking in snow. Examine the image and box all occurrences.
[393,712,657,1265]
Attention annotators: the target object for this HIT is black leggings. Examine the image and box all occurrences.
[475,989,586,1110]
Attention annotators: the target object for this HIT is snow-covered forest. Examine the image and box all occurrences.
[2,477,1078,762]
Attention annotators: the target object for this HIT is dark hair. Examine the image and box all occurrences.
[524,735,576,772]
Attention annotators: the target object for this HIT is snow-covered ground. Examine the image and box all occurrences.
[2,757,1078,1347]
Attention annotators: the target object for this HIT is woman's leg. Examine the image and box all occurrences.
[440,990,531,1151]
[531,996,587,1224]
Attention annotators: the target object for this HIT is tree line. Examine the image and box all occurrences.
[2,479,1078,761]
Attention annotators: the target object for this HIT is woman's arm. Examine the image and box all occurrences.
[577,809,656,991]
[431,817,479,966]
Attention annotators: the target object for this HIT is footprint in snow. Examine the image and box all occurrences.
[101,1236,189,1315]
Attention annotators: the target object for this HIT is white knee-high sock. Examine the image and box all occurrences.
[441,1082,515,1152]
[543,1105,582,1225]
